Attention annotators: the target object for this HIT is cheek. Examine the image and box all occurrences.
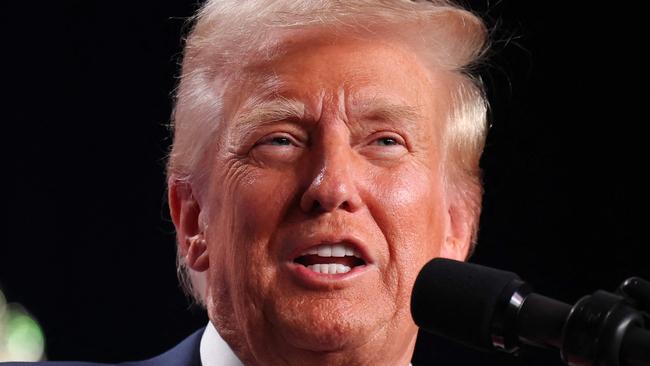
[368,162,448,276]
[231,169,299,247]
[207,166,299,280]
[205,166,300,322]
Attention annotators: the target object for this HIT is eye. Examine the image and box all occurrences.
[370,133,406,148]
[256,134,298,147]
[250,133,304,166]
[267,136,292,146]
[360,132,408,163]
[375,137,400,146]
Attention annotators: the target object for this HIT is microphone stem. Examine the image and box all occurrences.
[516,293,571,349]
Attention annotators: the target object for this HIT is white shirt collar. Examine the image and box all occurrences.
[200,321,244,366]
[200,321,412,366]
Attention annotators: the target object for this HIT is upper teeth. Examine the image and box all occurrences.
[300,244,361,258]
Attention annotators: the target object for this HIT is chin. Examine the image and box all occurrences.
[266,297,387,352]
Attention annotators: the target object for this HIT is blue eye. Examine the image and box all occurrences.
[376,137,399,146]
[268,137,292,146]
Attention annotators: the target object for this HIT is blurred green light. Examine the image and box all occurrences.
[3,307,45,362]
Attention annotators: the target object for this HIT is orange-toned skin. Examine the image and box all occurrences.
[169,38,472,366]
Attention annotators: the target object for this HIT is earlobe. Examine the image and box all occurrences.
[441,235,467,261]
[186,234,210,272]
[168,177,209,272]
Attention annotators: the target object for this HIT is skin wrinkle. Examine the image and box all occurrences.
[336,87,347,125]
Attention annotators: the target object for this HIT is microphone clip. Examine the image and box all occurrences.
[560,277,650,366]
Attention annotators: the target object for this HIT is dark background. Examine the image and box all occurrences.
[1,1,647,365]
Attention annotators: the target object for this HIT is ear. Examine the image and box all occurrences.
[168,178,209,272]
[440,201,473,261]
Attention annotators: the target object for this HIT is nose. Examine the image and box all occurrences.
[299,141,364,214]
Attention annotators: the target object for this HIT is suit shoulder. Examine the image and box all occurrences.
[126,328,204,366]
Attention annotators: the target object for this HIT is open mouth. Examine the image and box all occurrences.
[293,243,366,274]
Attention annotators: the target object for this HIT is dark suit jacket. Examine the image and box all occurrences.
[2,328,204,366]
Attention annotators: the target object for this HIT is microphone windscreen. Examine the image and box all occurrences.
[411,258,521,350]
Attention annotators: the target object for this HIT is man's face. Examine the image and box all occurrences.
[198,36,467,364]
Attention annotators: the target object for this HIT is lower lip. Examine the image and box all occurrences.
[285,262,371,289]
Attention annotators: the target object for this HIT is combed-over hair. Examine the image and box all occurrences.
[168,0,489,304]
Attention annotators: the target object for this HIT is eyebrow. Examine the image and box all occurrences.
[229,97,307,141]
[350,98,423,126]
[229,95,424,142]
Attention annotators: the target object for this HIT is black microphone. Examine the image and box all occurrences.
[411,258,650,366]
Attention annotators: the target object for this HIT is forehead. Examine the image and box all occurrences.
[228,34,454,122]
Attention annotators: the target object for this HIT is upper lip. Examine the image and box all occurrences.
[286,233,373,265]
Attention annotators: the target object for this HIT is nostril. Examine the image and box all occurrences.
[305,198,355,214]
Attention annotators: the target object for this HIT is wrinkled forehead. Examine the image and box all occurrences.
[221,29,456,126]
